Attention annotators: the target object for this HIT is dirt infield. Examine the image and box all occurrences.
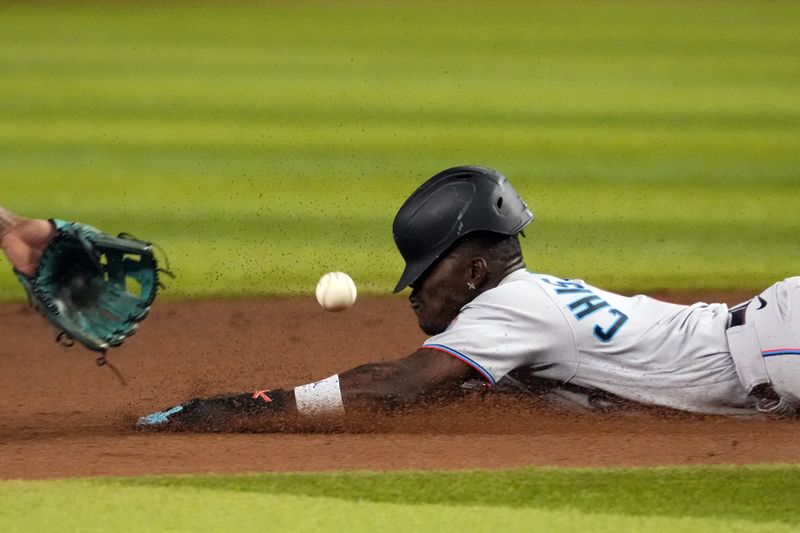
[2,290,799,480]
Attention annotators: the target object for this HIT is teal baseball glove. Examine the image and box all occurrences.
[15,219,163,355]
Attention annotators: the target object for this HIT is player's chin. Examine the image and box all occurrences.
[417,318,447,336]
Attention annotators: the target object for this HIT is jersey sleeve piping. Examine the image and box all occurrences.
[422,343,496,385]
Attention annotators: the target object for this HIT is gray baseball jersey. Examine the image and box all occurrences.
[423,269,778,415]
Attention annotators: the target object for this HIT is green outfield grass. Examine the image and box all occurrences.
[2,465,799,532]
[1,1,799,299]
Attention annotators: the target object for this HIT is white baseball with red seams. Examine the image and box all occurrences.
[316,272,357,312]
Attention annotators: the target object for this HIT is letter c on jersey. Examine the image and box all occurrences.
[594,309,629,342]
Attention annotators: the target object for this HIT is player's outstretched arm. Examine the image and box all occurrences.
[339,348,476,409]
[0,206,55,276]
[137,348,477,431]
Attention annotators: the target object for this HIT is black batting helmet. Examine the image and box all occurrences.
[392,165,534,293]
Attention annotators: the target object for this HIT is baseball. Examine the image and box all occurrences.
[316,272,357,312]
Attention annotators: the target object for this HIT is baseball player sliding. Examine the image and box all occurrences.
[133,165,800,428]
[3,166,798,429]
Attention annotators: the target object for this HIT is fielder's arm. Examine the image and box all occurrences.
[138,348,477,430]
[0,206,55,276]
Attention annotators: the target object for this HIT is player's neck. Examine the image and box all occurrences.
[483,259,525,292]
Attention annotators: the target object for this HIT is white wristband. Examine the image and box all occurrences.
[294,374,344,417]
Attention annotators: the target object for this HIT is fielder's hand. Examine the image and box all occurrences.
[0,209,55,276]
[12,218,164,354]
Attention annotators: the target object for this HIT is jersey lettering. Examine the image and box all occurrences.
[568,295,610,319]
[540,276,628,342]
[541,279,585,292]
[594,309,629,342]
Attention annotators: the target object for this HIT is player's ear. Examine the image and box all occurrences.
[467,257,489,289]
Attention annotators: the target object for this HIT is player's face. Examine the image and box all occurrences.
[408,253,472,335]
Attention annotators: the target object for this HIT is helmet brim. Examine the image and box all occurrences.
[392,257,433,293]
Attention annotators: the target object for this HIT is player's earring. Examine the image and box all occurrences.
[467,282,476,290]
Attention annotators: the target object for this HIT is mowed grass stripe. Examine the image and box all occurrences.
[0,489,792,533]
[2,170,798,297]
[1,465,799,531]
[108,465,800,524]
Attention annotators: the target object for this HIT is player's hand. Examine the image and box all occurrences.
[137,391,286,431]
[0,217,55,276]
[137,398,221,430]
